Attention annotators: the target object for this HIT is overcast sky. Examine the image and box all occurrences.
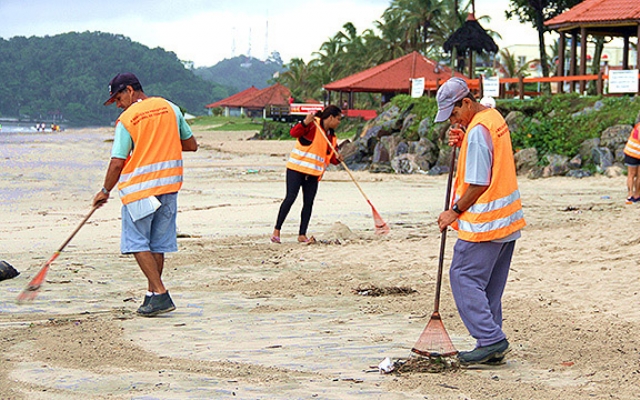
[0,0,539,68]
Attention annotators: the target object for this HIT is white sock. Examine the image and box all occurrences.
[146,291,154,297]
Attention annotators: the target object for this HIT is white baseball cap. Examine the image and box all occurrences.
[434,78,470,122]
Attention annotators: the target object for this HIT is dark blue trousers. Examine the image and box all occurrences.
[449,239,516,348]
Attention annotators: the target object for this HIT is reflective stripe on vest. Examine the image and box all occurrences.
[118,160,183,197]
[624,126,640,158]
[285,118,335,178]
[117,97,184,205]
[287,147,326,173]
[456,191,524,233]
[453,108,525,242]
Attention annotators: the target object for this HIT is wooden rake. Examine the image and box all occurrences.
[411,146,458,358]
[17,206,98,302]
[314,120,390,234]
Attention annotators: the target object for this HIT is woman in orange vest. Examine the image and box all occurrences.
[435,78,525,365]
[271,105,342,244]
[623,122,640,203]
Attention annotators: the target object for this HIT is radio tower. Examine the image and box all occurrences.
[241,28,252,68]
[247,27,252,60]
[264,16,269,61]
[231,27,236,58]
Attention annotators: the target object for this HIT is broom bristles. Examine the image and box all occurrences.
[369,201,390,235]
[411,312,458,357]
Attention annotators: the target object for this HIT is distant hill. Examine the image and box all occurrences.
[193,53,287,94]
[0,31,226,125]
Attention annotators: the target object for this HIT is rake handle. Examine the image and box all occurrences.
[57,205,99,252]
[433,146,457,313]
[313,120,371,202]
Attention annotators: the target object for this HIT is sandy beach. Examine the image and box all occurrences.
[1,126,639,399]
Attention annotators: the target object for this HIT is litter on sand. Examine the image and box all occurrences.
[0,261,19,282]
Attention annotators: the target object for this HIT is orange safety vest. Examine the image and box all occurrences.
[117,97,184,205]
[452,108,526,242]
[285,117,336,179]
[623,124,640,159]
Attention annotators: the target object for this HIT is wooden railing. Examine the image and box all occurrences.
[423,73,640,99]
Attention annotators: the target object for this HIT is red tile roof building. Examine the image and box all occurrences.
[545,0,640,93]
[205,84,292,118]
[324,51,466,94]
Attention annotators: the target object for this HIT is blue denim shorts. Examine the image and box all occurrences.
[121,192,178,254]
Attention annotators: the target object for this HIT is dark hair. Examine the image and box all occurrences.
[315,105,342,120]
[454,93,476,108]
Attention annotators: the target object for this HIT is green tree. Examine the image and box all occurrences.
[506,0,585,92]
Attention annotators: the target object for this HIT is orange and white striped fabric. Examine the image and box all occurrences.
[285,117,336,179]
[116,98,184,205]
[623,123,640,159]
[452,109,526,242]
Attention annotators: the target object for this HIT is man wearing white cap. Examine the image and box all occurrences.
[435,78,526,365]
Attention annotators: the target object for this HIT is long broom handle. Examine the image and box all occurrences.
[313,120,371,202]
[433,146,457,313]
[57,205,99,252]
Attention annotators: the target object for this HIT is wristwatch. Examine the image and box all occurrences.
[101,187,110,195]
[451,203,463,214]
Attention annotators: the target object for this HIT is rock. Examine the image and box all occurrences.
[514,148,538,175]
[600,124,632,153]
[592,147,613,172]
[542,154,569,177]
[505,110,526,136]
[391,153,419,174]
[569,154,582,169]
[394,141,409,156]
[417,118,432,139]
[567,169,592,178]
[579,138,600,164]
[409,138,439,171]
[372,141,390,163]
[604,165,623,177]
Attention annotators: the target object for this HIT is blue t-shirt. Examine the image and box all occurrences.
[464,124,493,186]
[111,99,193,159]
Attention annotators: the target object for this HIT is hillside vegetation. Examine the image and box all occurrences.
[0,32,224,125]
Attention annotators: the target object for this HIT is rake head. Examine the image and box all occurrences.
[411,311,458,358]
[370,201,390,235]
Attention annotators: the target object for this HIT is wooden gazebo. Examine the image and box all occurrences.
[545,0,640,93]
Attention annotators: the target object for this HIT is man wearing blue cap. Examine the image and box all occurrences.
[93,73,198,317]
[435,78,525,365]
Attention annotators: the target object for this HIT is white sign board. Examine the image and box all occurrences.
[411,78,425,98]
[609,70,639,93]
[483,76,500,97]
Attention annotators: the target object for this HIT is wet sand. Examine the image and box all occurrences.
[0,127,638,399]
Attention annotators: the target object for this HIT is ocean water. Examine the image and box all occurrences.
[0,121,64,133]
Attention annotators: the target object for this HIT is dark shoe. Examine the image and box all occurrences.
[458,339,510,365]
[136,292,176,317]
[136,295,153,313]
[482,355,506,365]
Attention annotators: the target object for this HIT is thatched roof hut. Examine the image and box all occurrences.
[443,13,499,77]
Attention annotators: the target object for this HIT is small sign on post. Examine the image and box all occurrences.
[608,70,639,93]
[411,78,425,98]
[483,76,500,98]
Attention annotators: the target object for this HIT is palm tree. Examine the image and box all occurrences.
[382,0,445,54]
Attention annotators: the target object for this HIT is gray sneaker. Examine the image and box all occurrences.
[136,292,176,317]
[458,339,510,365]
[136,295,153,313]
